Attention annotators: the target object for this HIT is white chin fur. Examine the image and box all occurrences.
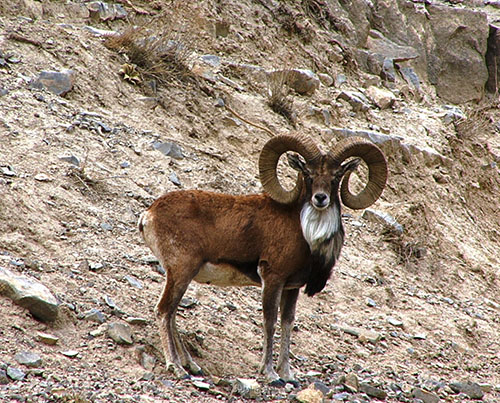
[300,203,340,250]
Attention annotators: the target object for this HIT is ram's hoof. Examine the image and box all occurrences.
[269,378,286,388]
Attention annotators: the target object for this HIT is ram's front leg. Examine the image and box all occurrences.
[258,262,285,386]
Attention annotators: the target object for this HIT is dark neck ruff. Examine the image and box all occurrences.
[304,225,344,296]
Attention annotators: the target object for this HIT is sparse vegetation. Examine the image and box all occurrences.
[267,70,296,127]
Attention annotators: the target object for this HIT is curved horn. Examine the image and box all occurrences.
[329,137,388,209]
[259,134,321,204]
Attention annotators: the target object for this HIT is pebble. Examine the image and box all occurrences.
[359,382,387,400]
[58,154,80,167]
[362,209,404,235]
[14,351,42,368]
[0,368,9,384]
[387,317,404,327]
[29,69,75,96]
[124,275,143,289]
[61,350,79,358]
[152,141,184,159]
[412,387,440,403]
[366,298,377,307]
[107,322,133,345]
[193,380,211,390]
[125,317,148,325]
[296,383,324,403]
[83,308,106,324]
[449,381,484,399]
[169,172,181,186]
[232,378,260,399]
[6,366,25,381]
[344,373,359,392]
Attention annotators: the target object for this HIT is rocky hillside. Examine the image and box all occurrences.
[1,0,499,402]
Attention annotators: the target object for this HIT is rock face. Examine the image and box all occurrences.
[0,267,59,322]
[346,0,490,103]
[425,5,488,103]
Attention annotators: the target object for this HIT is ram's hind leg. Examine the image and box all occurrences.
[258,261,284,385]
[277,288,299,385]
[155,258,202,378]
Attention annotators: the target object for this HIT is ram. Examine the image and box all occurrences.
[139,134,387,385]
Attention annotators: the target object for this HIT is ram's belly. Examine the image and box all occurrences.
[194,262,261,287]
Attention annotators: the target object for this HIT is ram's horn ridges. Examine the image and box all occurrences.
[329,137,388,209]
[259,134,321,204]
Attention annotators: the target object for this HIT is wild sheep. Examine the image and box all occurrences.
[138,134,387,385]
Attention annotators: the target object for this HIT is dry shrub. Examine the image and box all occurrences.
[104,22,197,88]
[267,70,296,127]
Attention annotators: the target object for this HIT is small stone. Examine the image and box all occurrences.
[14,351,42,368]
[362,209,404,234]
[193,380,211,390]
[125,317,148,326]
[61,350,79,358]
[366,298,377,307]
[169,172,181,187]
[331,392,349,401]
[152,141,184,159]
[450,381,484,399]
[344,373,359,392]
[139,350,156,371]
[338,90,371,112]
[103,295,117,309]
[89,323,108,337]
[366,85,396,109]
[296,383,324,403]
[83,308,106,324]
[124,275,143,289]
[387,317,404,327]
[335,74,347,87]
[200,54,221,68]
[107,322,133,345]
[141,371,154,381]
[6,366,25,381]
[179,297,198,309]
[305,370,322,377]
[413,333,427,340]
[358,329,382,344]
[359,382,387,400]
[34,173,52,182]
[100,222,113,231]
[412,387,440,403]
[120,161,130,169]
[58,155,80,167]
[318,73,334,87]
[29,69,75,96]
[1,166,16,177]
[89,262,104,271]
[232,378,261,399]
[0,369,9,384]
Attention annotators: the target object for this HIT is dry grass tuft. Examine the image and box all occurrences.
[267,70,296,127]
[104,24,197,88]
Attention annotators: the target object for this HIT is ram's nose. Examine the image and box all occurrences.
[312,192,329,210]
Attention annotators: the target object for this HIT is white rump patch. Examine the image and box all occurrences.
[300,203,341,251]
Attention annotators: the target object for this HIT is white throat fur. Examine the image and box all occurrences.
[300,203,341,250]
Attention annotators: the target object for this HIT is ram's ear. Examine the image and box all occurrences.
[287,153,307,173]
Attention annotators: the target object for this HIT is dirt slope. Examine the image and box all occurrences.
[1,1,499,402]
